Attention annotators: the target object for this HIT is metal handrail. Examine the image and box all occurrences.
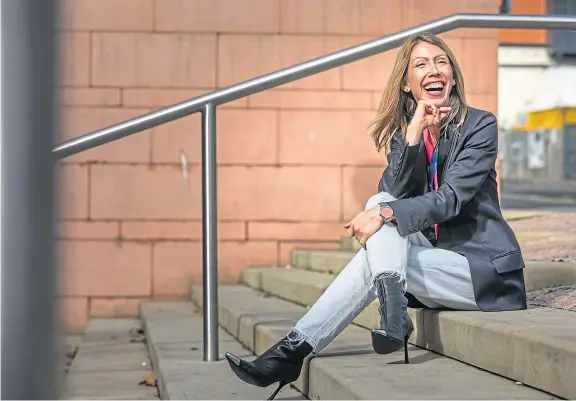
[53,13,576,159]
[52,13,576,362]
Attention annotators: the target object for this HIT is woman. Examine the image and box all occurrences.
[225,33,528,400]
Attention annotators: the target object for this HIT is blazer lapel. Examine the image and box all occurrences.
[413,136,427,194]
[437,126,458,185]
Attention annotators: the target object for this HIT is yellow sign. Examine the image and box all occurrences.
[514,107,576,131]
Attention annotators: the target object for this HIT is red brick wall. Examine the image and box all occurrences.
[57,0,500,332]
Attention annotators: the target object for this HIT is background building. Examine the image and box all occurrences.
[498,0,576,182]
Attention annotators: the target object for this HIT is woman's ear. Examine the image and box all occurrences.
[401,80,410,93]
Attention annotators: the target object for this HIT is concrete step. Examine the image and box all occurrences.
[139,301,305,400]
[240,266,576,400]
[340,236,363,251]
[191,284,556,400]
[291,248,576,292]
[61,318,159,400]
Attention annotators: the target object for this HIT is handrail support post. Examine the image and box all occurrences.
[202,103,219,361]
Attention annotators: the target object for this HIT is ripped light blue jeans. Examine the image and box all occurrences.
[291,192,479,353]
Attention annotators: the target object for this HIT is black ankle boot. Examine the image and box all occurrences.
[371,272,414,363]
[225,332,313,400]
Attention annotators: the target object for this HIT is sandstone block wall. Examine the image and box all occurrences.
[57,0,500,332]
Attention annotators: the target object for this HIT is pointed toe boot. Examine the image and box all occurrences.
[225,333,313,400]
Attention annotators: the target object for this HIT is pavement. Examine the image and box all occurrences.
[501,179,576,211]
[500,193,576,211]
[506,211,576,262]
[528,285,576,311]
[61,318,159,400]
[502,179,576,199]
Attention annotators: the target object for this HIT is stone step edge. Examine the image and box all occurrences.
[139,302,192,400]
[240,266,576,400]
[138,301,308,400]
[190,284,556,400]
[289,249,576,292]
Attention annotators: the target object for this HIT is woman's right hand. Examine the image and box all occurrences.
[411,100,452,130]
[405,100,451,145]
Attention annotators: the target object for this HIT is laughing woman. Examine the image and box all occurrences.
[225,33,527,400]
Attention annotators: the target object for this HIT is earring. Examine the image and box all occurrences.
[403,87,410,92]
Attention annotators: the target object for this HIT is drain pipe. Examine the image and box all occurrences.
[500,0,513,14]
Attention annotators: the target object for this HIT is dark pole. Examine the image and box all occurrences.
[500,0,513,14]
[1,0,60,398]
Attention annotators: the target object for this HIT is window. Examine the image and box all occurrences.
[548,0,576,57]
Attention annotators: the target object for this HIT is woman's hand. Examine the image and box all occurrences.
[405,100,451,145]
[344,205,385,248]
[412,100,451,130]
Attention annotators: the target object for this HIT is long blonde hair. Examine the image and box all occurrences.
[369,33,468,153]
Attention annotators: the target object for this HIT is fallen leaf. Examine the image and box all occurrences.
[65,348,77,359]
[130,327,145,336]
[138,372,157,387]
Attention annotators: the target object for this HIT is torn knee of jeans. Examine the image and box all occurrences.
[374,271,407,293]
[375,271,402,281]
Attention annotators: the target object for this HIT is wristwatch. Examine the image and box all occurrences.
[378,202,395,224]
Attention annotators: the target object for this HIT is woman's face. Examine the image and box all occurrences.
[404,41,455,108]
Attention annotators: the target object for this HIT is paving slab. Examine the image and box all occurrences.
[191,284,555,400]
[71,342,151,372]
[64,370,158,400]
[240,266,576,399]
[140,301,306,400]
[61,318,158,400]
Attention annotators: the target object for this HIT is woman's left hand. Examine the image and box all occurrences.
[344,206,384,248]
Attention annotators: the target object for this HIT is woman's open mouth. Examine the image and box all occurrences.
[424,82,445,98]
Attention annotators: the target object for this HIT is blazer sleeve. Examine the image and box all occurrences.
[386,111,497,237]
[378,130,421,199]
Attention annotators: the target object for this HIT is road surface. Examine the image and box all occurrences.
[500,192,576,212]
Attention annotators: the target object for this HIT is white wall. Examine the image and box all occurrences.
[498,45,551,129]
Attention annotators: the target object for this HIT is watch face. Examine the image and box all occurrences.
[379,204,392,217]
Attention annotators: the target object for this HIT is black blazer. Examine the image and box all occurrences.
[379,107,527,312]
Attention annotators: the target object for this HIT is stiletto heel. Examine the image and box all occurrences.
[403,336,409,364]
[267,382,287,400]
